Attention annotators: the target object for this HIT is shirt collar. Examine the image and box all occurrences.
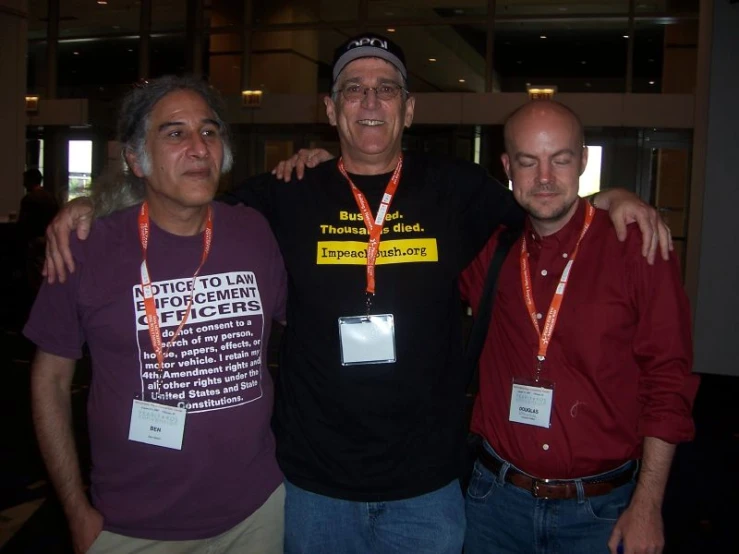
[524,197,587,250]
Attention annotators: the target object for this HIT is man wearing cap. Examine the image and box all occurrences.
[45,35,670,554]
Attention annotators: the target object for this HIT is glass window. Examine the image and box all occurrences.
[151,34,187,78]
[635,0,698,15]
[153,0,187,33]
[68,140,93,201]
[632,20,697,94]
[580,145,603,197]
[57,39,139,100]
[253,0,359,25]
[251,29,357,94]
[368,25,486,92]
[59,0,139,38]
[496,1,628,17]
[368,0,487,20]
[494,20,629,93]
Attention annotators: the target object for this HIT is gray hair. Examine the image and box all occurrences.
[92,75,233,217]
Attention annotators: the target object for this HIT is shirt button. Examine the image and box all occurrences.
[562,253,568,258]
[536,312,543,320]
[542,444,550,451]
[541,269,548,276]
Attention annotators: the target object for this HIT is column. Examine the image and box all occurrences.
[687,0,739,376]
[0,0,28,217]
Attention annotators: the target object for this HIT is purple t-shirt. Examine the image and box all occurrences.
[25,202,286,540]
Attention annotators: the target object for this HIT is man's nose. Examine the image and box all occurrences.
[360,87,380,109]
[188,133,209,157]
[537,163,552,184]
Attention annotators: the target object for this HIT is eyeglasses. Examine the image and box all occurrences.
[334,83,407,102]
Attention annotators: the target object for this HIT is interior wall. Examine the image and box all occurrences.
[690,0,739,376]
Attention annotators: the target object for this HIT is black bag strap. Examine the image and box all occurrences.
[464,227,521,388]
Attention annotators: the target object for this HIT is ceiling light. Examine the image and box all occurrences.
[127,48,133,52]
[459,79,466,83]
[585,82,592,87]
[649,80,656,85]
[540,35,547,39]
[97,0,108,4]
[581,60,587,64]
[386,28,396,33]
[73,51,80,55]
[623,35,629,38]
[428,58,437,62]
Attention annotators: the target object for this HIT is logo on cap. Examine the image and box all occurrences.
[347,37,389,51]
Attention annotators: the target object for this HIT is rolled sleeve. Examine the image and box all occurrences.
[630,250,699,444]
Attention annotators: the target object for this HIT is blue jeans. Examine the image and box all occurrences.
[464,443,636,554]
[284,479,465,554]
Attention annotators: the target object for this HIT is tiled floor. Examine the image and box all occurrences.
[1,305,737,552]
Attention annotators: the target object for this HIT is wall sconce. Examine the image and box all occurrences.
[25,95,40,114]
[241,90,263,108]
[526,86,557,100]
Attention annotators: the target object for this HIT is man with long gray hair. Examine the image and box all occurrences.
[25,76,287,553]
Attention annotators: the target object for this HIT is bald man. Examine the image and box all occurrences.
[460,100,699,554]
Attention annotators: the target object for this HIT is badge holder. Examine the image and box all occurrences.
[508,357,555,429]
[338,314,396,366]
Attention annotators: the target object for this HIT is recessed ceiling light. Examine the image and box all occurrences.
[459,79,466,83]
[97,0,108,5]
[540,35,547,39]
[428,58,437,62]
[73,51,80,55]
[649,80,656,85]
[581,60,587,64]
[623,35,629,38]
[387,28,396,33]
[128,48,133,52]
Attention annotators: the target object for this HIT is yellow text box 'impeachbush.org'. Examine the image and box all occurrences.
[316,239,439,265]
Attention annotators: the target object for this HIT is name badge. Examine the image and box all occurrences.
[128,399,187,450]
[338,314,396,366]
[509,378,554,429]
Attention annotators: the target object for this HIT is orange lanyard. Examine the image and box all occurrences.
[138,202,213,373]
[338,155,403,296]
[520,203,595,376]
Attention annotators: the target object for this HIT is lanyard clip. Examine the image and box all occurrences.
[365,292,374,316]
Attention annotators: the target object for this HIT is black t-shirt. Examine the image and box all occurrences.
[224,152,522,501]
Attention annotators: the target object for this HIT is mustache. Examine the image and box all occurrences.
[529,183,560,194]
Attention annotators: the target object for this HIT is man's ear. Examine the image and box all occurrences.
[324,96,338,127]
[501,153,512,182]
[580,146,589,176]
[403,96,415,128]
[124,148,146,178]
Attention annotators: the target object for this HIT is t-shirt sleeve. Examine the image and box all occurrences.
[449,160,524,272]
[23,249,85,360]
[269,236,288,324]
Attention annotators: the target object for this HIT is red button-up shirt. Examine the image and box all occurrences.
[460,199,699,479]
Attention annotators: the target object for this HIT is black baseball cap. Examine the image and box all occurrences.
[332,33,408,85]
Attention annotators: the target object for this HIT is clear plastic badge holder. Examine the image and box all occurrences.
[338,314,396,366]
